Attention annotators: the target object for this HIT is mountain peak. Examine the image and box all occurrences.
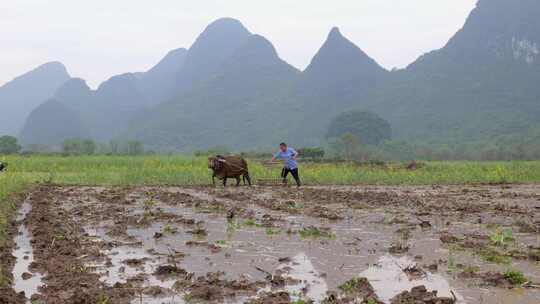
[1,61,71,136]
[37,61,67,71]
[305,27,386,76]
[324,26,353,48]
[176,18,252,92]
[410,0,540,70]
[301,27,387,97]
[222,34,298,74]
[54,78,92,102]
[328,27,342,38]
[205,18,247,31]
[5,61,69,88]
[198,18,251,42]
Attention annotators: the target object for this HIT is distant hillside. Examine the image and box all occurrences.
[19,48,189,145]
[369,0,540,144]
[19,100,87,145]
[0,62,70,136]
[175,18,252,94]
[290,27,389,146]
[125,32,301,151]
[138,48,187,105]
[18,1,540,151]
[123,21,388,151]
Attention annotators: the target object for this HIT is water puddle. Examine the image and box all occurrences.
[59,187,540,304]
[361,255,463,303]
[12,200,44,301]
[279,252,328,302]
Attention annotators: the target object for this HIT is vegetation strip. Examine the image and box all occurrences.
[4,156,540,186]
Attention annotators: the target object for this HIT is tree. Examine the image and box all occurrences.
[0,136,22,154]
[126,141,144,155]
[326,110,391,145]
[341,133,361,161]
[297,147,325,159]
[62,138,96,155]
[81,139,96,155]
[109,140,120,154]
[62,139,82,155]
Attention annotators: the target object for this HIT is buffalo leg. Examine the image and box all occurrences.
[212,174,216,187]
[235,176,241,186]
[244,173,252,186]
[223,178,227,187]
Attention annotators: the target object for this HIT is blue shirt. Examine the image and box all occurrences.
[274,147,298,169]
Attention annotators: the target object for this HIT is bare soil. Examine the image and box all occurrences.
[6,184,540,303]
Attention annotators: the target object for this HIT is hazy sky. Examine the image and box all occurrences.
[1,0,477,88]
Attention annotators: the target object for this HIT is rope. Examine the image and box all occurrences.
[218,159,247,172]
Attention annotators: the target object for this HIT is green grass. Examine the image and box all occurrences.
[265,227,281,236]
[0,173,32,246]
[338,277,369,294]
[462,265,480,275]
[477,247,512,264]
[489,228,515,247]
[298,226,335,239]
[242,219,262,228]
[504,269,527,285]
[4,156,540,186]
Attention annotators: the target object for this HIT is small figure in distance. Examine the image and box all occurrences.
[271,142,301,187]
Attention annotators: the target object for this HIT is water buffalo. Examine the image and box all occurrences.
[208,155,251,187]
[0,162,6,172]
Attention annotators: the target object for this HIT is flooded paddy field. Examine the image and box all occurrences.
[4,184,540,303]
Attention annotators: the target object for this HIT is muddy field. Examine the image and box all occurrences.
[3,184,540,303]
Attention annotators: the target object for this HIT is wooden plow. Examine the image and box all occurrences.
[257,161,287,186]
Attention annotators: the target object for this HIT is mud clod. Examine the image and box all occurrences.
[153,265,189,277]
[21,272,33,280]
[323,277,382,303]
[247,291,291,304]
[390,285,455,304]
[439,232,459,244]
[389,242,409,254]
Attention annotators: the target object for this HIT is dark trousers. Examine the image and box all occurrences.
[281,167,301,187]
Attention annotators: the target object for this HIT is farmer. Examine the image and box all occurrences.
[271,142,301,187]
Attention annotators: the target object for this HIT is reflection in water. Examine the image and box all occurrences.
[13,201,44,301]
[280,252,328,302]
[69,188,540,304]
[361,255,463,303]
